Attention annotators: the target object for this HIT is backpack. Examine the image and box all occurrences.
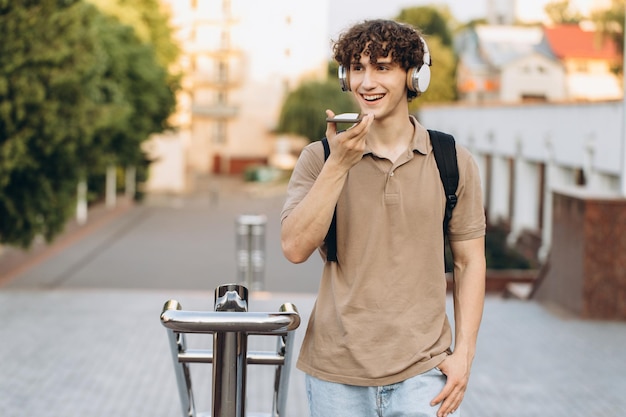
[321,129,458,263]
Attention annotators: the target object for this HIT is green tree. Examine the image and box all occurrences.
[544,0,583,24]
[90,13,175,168]
[396,5,455,47]
[86,0,181,113]
[276,77,358,143]
[86,0,180,69]
[395,6,458,108]
[0,0,111,247]
[0,0,176,247]
[591,0,625,69]
[86,0,179,196]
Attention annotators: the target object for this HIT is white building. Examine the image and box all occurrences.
[146,0,329,192]
[456,25,566,104]
[455,21,621,105]
[543,23,622,102]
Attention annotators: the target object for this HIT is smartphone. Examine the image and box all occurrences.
[326,113,363,123]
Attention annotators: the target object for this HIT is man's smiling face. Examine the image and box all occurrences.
[349,52,409,122]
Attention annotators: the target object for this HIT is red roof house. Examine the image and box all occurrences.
[543,24,620,61]
[543,24,622,101]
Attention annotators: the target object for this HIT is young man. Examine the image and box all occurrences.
[281,19,486,417]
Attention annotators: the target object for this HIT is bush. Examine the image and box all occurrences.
[444,223,531,271]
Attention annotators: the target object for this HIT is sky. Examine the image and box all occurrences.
[328,0,487,37]
[327,0,597,38]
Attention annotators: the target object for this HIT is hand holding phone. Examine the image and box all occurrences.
[326,113,363,124]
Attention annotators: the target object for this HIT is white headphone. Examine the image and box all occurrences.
[338,35,432,95]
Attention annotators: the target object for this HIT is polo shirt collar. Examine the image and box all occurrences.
[361,115,431,157]
[409,115,430,155]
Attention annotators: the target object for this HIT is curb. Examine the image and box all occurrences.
[0,198,135,287]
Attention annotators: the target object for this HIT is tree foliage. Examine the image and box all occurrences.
[395,6,458,109]
[0,0,109,247]
[396,5,455,47]
[276,78,358,142]
[591,0,625,67]
[544,0,583,24]
[86,0,180,76]
[0,0,176,247]
[91,13,175,167]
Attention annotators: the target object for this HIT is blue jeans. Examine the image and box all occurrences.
[305,368,457,417]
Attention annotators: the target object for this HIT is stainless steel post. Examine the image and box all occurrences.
[212,284,248,417]
[272,304,297,417]
[162,300,197,417]
[236,215,267,291]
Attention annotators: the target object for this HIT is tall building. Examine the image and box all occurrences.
[147,0,329,192]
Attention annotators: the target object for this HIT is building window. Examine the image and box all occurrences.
[213,121,227,144]
[220,30,230,50]
[217,61,228,83]
[575,168,586,186]
[521,94,547,102]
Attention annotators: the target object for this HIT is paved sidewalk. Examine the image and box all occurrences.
[1,177,626,416]
[1,288,625,417]
[0,198,134,286]
[0,288,314,417]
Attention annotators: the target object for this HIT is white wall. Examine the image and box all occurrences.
[421,101,623,177]
[144,131,190,193]
[419,100,625,258]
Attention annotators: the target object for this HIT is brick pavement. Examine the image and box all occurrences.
[1,177,626,416]
[1,288,625,417]
[0,288,314,417]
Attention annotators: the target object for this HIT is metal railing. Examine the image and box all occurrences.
[160,284,301,417]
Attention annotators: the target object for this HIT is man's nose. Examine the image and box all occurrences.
[361,68,376,88]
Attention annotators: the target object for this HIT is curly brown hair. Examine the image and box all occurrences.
[332,19,428,100]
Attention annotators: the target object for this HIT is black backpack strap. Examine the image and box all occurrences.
[322,137,330,160]
[428,129,459,236]
[321,138,338,262]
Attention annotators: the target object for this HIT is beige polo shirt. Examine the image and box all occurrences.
[281,116,485,386]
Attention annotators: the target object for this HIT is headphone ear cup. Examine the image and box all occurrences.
[416,64,431,93]
[338,65,350,92]
[407,65,431,94]
[406,67,418,92]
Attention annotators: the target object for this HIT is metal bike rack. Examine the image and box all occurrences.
[160,284,301,417]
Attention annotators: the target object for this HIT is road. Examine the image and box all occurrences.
[4,176,323,294]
